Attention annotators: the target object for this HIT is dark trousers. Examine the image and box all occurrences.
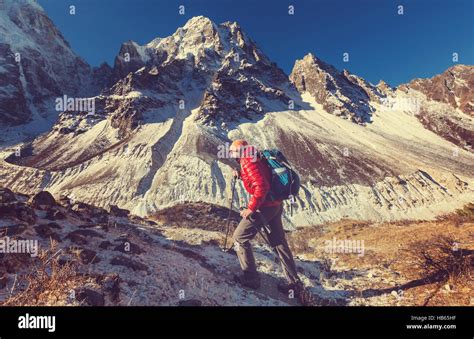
[232,204,299,283]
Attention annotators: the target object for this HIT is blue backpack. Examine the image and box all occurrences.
[260,149,300,202]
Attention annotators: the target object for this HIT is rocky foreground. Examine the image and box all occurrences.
[0,188,326,306]
[1,187,472,306]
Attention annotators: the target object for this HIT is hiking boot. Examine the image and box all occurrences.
[234,272,261,290]
[277,280,316,306]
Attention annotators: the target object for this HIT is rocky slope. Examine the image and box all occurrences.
[2,90,472,227]
[291,55,473,152]
[0,188,340,306]
[3,188,471,306]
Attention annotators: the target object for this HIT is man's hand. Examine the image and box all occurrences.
[240,208,253,219]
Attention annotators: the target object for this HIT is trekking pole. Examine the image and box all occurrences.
[222,176,237,252]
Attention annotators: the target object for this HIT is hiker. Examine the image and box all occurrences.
[228,139,303,295]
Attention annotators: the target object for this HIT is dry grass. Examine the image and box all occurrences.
[287,226,324,254]
[286,219,371,256]
[404,235,472,305]
[406,235,472,284]
[0,241,87,306]
[281,204,474,306]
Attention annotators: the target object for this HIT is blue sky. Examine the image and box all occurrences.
[38,0,473,86]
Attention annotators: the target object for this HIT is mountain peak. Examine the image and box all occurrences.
[183,15,216,29]
[0,0,94,126]
[302,52,317,62]
[298,53,339,75]
[376,80,393,92]
[403,64,473,116]
[290,53,377,124]
[448,63,471,72]
[113,16,266,80]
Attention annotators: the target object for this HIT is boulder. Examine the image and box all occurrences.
[65,232,88,245]
[100,274,121,303]
[30,191,57,209]
[0,187,16,203]
[68,229,104,239]
[1,253,32,273]
[99,240,112,250]
[94,214,109,224]
[72,202,107,215]
[44,222,62,229]
[57,255,75,267]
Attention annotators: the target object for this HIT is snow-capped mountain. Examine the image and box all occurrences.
[0,0,95,126]
[399,65,474,150]
[289,53,384,124]
[111,16,302,128]
[0,9,473,227]
[3,15,304,169]
[405,64,473,116]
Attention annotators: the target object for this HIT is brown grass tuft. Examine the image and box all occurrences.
[1,241,87,306]
[406,235,472,285]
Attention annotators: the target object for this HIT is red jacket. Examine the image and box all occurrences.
[238,146,281,212]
